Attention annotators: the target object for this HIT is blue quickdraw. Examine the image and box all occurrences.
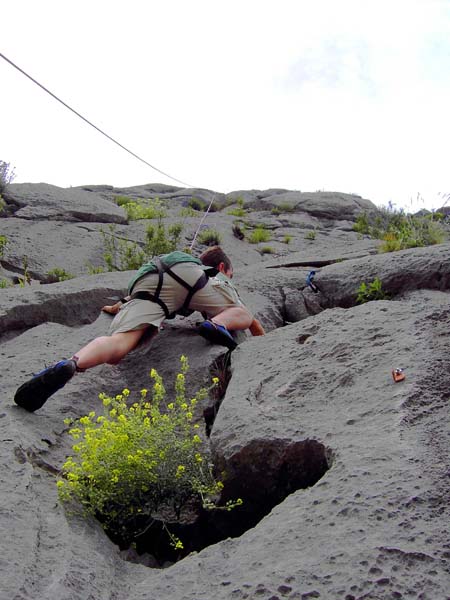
[306,270,319,293]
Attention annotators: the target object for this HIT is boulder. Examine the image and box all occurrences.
[3,183,127,223]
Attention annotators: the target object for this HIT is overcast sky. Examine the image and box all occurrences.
[1,1,449,212]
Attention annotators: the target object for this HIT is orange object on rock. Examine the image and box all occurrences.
[392,368,405,382]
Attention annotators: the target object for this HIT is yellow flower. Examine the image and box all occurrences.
[141,389,148,398]
[150,368,157,378]
[192,434,201,444]
[122,388,130,396]
[56,480,64,488]
[176,465,186,478]
[212,377,219,385]
[167,403,174,410]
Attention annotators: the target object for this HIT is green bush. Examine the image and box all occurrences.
[305,230,316,240]
[248,226,270,244]
[271,203,295,215]
[227,197,246,217]
[47,268,75,282]
[0,160,15,194]
[197,228,222,246]
[179,207,197,218]
[86,263,106,275]
[144,220,183,256]
[101,225,145,271]
[227,207,246,217]
[278,202,296,213]
[356,277,388,304]
[378,217,445,252]
[17,255,31,287]
[426,211,445,221]
[260,246,275,254]
[0,278,12,288]
[57,357,241,549]
[353,206,446,252]
[0,235,7,258]
[283,235,292,244]
[187,198,206,211]
[123,199,166,221]
[100,219,184,271]
[353,213,370,234]
[114,195,133,206]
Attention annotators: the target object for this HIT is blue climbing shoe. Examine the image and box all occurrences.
[14,359,77,412]
[197,320,237,351]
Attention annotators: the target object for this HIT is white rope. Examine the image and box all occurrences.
[189,196,216,250]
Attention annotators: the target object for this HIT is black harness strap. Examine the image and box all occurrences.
[129,257,208,319]
[131,290,172,319]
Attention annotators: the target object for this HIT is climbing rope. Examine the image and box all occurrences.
[0,52,194,188]
[189,196,217,250]
[1,51,221,249]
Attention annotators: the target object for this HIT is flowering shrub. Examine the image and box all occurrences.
[57,356,241,550]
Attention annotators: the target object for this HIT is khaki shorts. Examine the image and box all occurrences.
[109,262,246,335]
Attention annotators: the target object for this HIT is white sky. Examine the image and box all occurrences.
[1,0,449,212]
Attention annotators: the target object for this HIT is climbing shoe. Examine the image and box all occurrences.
[197,320,237,351]
[14,359,77,412]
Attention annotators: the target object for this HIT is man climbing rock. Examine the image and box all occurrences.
[14,246,264,412]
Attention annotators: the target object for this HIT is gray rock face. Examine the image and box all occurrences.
[1,182,449,599]
[248,191,376,220]
[4,182,127,223]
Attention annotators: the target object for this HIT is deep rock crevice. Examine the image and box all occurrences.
[98,351,331,567]
[112,437,332,567]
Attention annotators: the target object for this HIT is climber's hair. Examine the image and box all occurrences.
[199,246,232,271]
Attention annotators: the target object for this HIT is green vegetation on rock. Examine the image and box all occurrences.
[57,356,242,550]
[356,277,388,304]
[353,206,446,252]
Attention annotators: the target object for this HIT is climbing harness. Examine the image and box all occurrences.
[126,254,209,319]
[306,270,320,293]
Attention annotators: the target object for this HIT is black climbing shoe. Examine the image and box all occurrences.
[14,359,77,412]
[197,320,237,351]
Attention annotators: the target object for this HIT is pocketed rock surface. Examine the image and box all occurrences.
[1,183,449,600]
